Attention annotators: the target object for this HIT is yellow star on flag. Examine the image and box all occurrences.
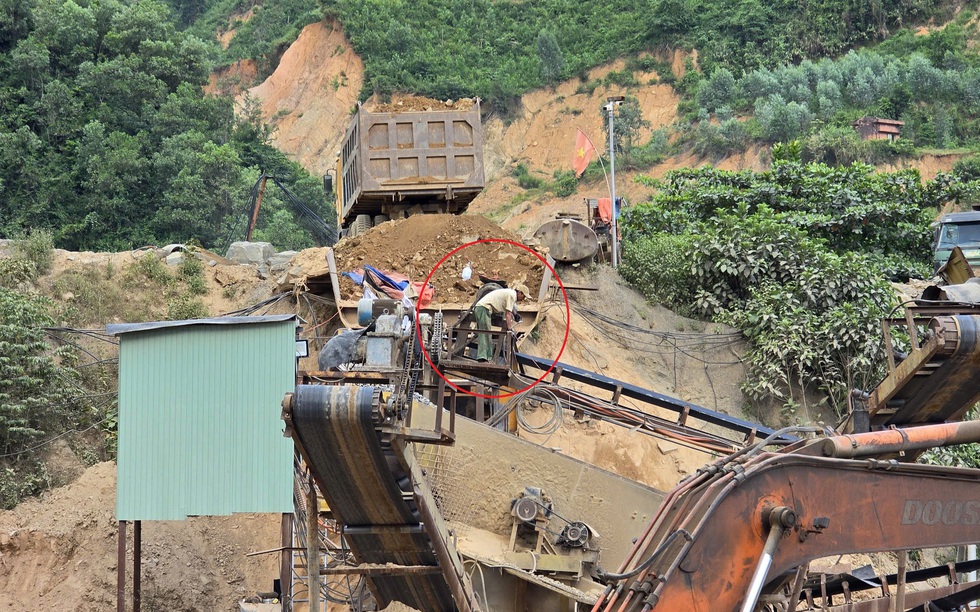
[572,129,594,178]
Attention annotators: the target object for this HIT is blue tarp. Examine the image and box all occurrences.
[343,264,414,291]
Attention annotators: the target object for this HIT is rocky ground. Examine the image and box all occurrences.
[329,214,544,303]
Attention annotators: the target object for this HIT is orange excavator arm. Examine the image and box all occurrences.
[594,421,980,612]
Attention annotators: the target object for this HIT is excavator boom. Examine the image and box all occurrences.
[594,421,980,612]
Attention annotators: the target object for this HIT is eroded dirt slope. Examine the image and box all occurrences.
[0,463,282,612]
[246,20,364,178]
[239,20,962,242]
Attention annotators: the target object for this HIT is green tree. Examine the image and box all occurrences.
[602,95,649,167]
[814,80,842,120]
[697,67,736,113]
[56,121,152,250]
[10,35,50,91]
[32,0,97,71]
[0,287,81,508]
[0,0,325,251]
[0,0,35,50]
[907,53,944,101]
[755,94,813,142]
[738,68,778,104]
[151,132,243,246]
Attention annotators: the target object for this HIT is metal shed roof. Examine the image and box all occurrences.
[106,314,295,335]
[110,315,296,520]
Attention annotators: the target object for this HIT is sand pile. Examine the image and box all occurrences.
[331,214,544,303]
[368,95,476,113]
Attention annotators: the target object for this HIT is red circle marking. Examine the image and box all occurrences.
[414,239,570,400]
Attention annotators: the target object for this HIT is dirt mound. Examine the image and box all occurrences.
[368,95,476,113]
[0,462,281,611]
[329,214,545,303]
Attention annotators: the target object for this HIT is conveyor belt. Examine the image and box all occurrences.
[879,314,980,426]
[515,352,790,442]
[291,384,456,610]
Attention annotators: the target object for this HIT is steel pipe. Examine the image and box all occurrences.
[821,420,980,459]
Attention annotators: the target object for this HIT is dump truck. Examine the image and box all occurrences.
[333,99,485,238]
[932,206,980,271]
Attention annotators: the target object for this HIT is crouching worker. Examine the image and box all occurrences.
[474,282,529,362]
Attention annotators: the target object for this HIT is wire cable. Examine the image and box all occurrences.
[516,387,564,435]
[0,402,117,459]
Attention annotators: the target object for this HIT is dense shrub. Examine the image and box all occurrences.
[551,170,577,198]
[622,161,968,416]
[513,163,545,190]
[620,233,696,314]
[0,288,83,508]
[692,118,751,158]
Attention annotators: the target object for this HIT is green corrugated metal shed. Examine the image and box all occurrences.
[108,315,296,520]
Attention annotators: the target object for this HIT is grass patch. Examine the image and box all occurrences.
[52,267,139,325]
[53,253,216,324]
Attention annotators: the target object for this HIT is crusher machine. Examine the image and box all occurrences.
[278,286,798,610]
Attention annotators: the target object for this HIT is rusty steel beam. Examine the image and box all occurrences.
[280,513,292,605]
[867,331,943,415]
[816,579,980,611]
[134,521,141,612]
[820,420,980,459]
[307,474,319,612]
[117,521,126,612]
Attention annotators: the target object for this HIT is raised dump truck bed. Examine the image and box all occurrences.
[336,99,485,235]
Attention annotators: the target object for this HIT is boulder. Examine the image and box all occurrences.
[269,250,298,273]
[226,241,275,265]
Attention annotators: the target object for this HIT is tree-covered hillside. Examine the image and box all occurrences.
[618,143,978,418]
[0,0,333,252]
[182,0,980,155]
[329,0,942,112]
[3,0,973,256]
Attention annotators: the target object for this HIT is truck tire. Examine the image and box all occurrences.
[352,214,372,237]
[373,214,389,226]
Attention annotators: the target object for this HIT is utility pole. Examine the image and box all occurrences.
[605,96,624,268]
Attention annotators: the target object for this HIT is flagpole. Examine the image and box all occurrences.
[576,127,618,266]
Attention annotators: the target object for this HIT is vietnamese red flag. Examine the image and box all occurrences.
[572,128,595,178]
